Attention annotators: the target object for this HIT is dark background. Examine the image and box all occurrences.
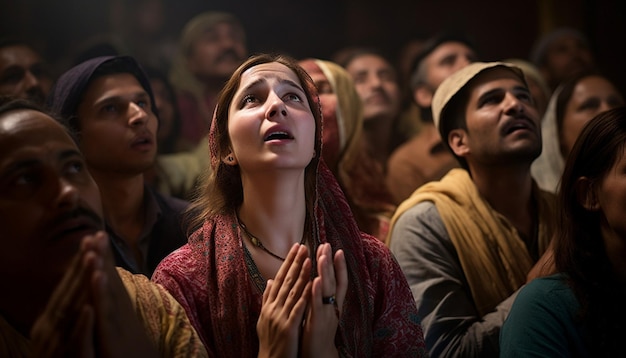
[1,0,625,93]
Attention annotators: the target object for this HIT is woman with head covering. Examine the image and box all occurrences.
[152,53,426,357]
[531,70,623,193]
[298,58,395,240]
[501,106,626,357]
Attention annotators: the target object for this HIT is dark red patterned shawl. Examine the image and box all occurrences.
[152,161,426,357]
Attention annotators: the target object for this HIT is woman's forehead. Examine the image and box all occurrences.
[239,62,301,88]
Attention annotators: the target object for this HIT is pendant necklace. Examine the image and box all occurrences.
[236,212,306,262]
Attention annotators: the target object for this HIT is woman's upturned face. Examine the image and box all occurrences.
[226,62,316,173]
[560,76,624,157]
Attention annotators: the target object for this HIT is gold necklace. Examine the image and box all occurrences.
[236,213,306,262]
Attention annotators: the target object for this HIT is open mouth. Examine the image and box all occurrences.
[503,116,536,135]
[264,131,294,141]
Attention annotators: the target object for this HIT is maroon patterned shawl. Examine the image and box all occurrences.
[152,160,425,357]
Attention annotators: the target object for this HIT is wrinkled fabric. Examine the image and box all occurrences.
[0,268,207,358]
[153,162,426,357]
[387,168,555,316]
[531,86,565,193]
[154,65,425,353]
[311,59,396,240]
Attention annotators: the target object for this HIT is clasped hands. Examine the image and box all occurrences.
[257,242,348,358]
[30,231,157,358]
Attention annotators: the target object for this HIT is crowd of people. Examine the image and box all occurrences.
[1,7,624,357]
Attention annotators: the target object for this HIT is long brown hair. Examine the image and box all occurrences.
[555,106,626,355]
[186,53,322,233]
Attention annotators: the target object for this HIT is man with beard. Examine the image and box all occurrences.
[386,62,557,357]
[0,39,52,106]
[0,99,206,357]
[46,55,189,278]
[169,11,247,150]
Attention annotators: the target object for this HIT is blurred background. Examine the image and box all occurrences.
[1,0,624,93]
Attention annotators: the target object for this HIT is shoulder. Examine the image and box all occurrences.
[516,274,577,308]
[507,274,580,328]
[115,268,209,357]
[150,187,190,212]
[392,201,444,241]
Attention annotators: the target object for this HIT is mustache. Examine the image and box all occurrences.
[51,207,104,230]
[25,88,46,105]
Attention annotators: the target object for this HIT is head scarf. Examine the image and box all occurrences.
[160,55,424,356]
[530,85,566,193]
[302,58,395,238]
[47,55,157,124]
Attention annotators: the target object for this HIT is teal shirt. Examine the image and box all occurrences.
[500,274,588,357]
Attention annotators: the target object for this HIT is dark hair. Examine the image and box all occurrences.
[0,97,78,143]
[555,106,626,356]
[48,56,157,140]
[556,70,604,131]
[186,53,322,233]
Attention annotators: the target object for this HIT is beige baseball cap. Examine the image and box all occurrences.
[431,61,527,131]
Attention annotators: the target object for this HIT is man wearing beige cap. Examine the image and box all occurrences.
[386,62,557,357]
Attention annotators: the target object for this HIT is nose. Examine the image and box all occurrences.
[128,102,148,127]
[370,74,384,89]
[503,92,524,115]
[56,178,80,210]
[598,100,614,113]
[23,70,40,90]
[265,93,288,119]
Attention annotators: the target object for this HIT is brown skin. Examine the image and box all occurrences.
[0,109,157,356]
[0,45,52,105]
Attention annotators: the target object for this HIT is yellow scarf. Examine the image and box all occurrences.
[386,169,555,316]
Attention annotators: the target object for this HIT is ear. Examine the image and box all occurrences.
[448,129,470,158]
[222,151,238,166]
[414,86,433,109]
[575,177,600,211]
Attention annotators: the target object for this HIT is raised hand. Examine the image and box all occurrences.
[257,244,311,358]
[301,243,348,358]
[30,231,158,358]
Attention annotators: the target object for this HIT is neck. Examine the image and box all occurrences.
[363,117,392,166]
[238,169,308,257]
[469,163,535,237]
[90,169,146,242]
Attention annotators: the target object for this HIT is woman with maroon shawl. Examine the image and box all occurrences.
[152,54,425,357]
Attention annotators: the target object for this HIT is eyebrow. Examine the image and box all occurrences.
[238,77,304,96]
[92,91,150,107]
[478,85,529,99]
[1,148,83,176]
